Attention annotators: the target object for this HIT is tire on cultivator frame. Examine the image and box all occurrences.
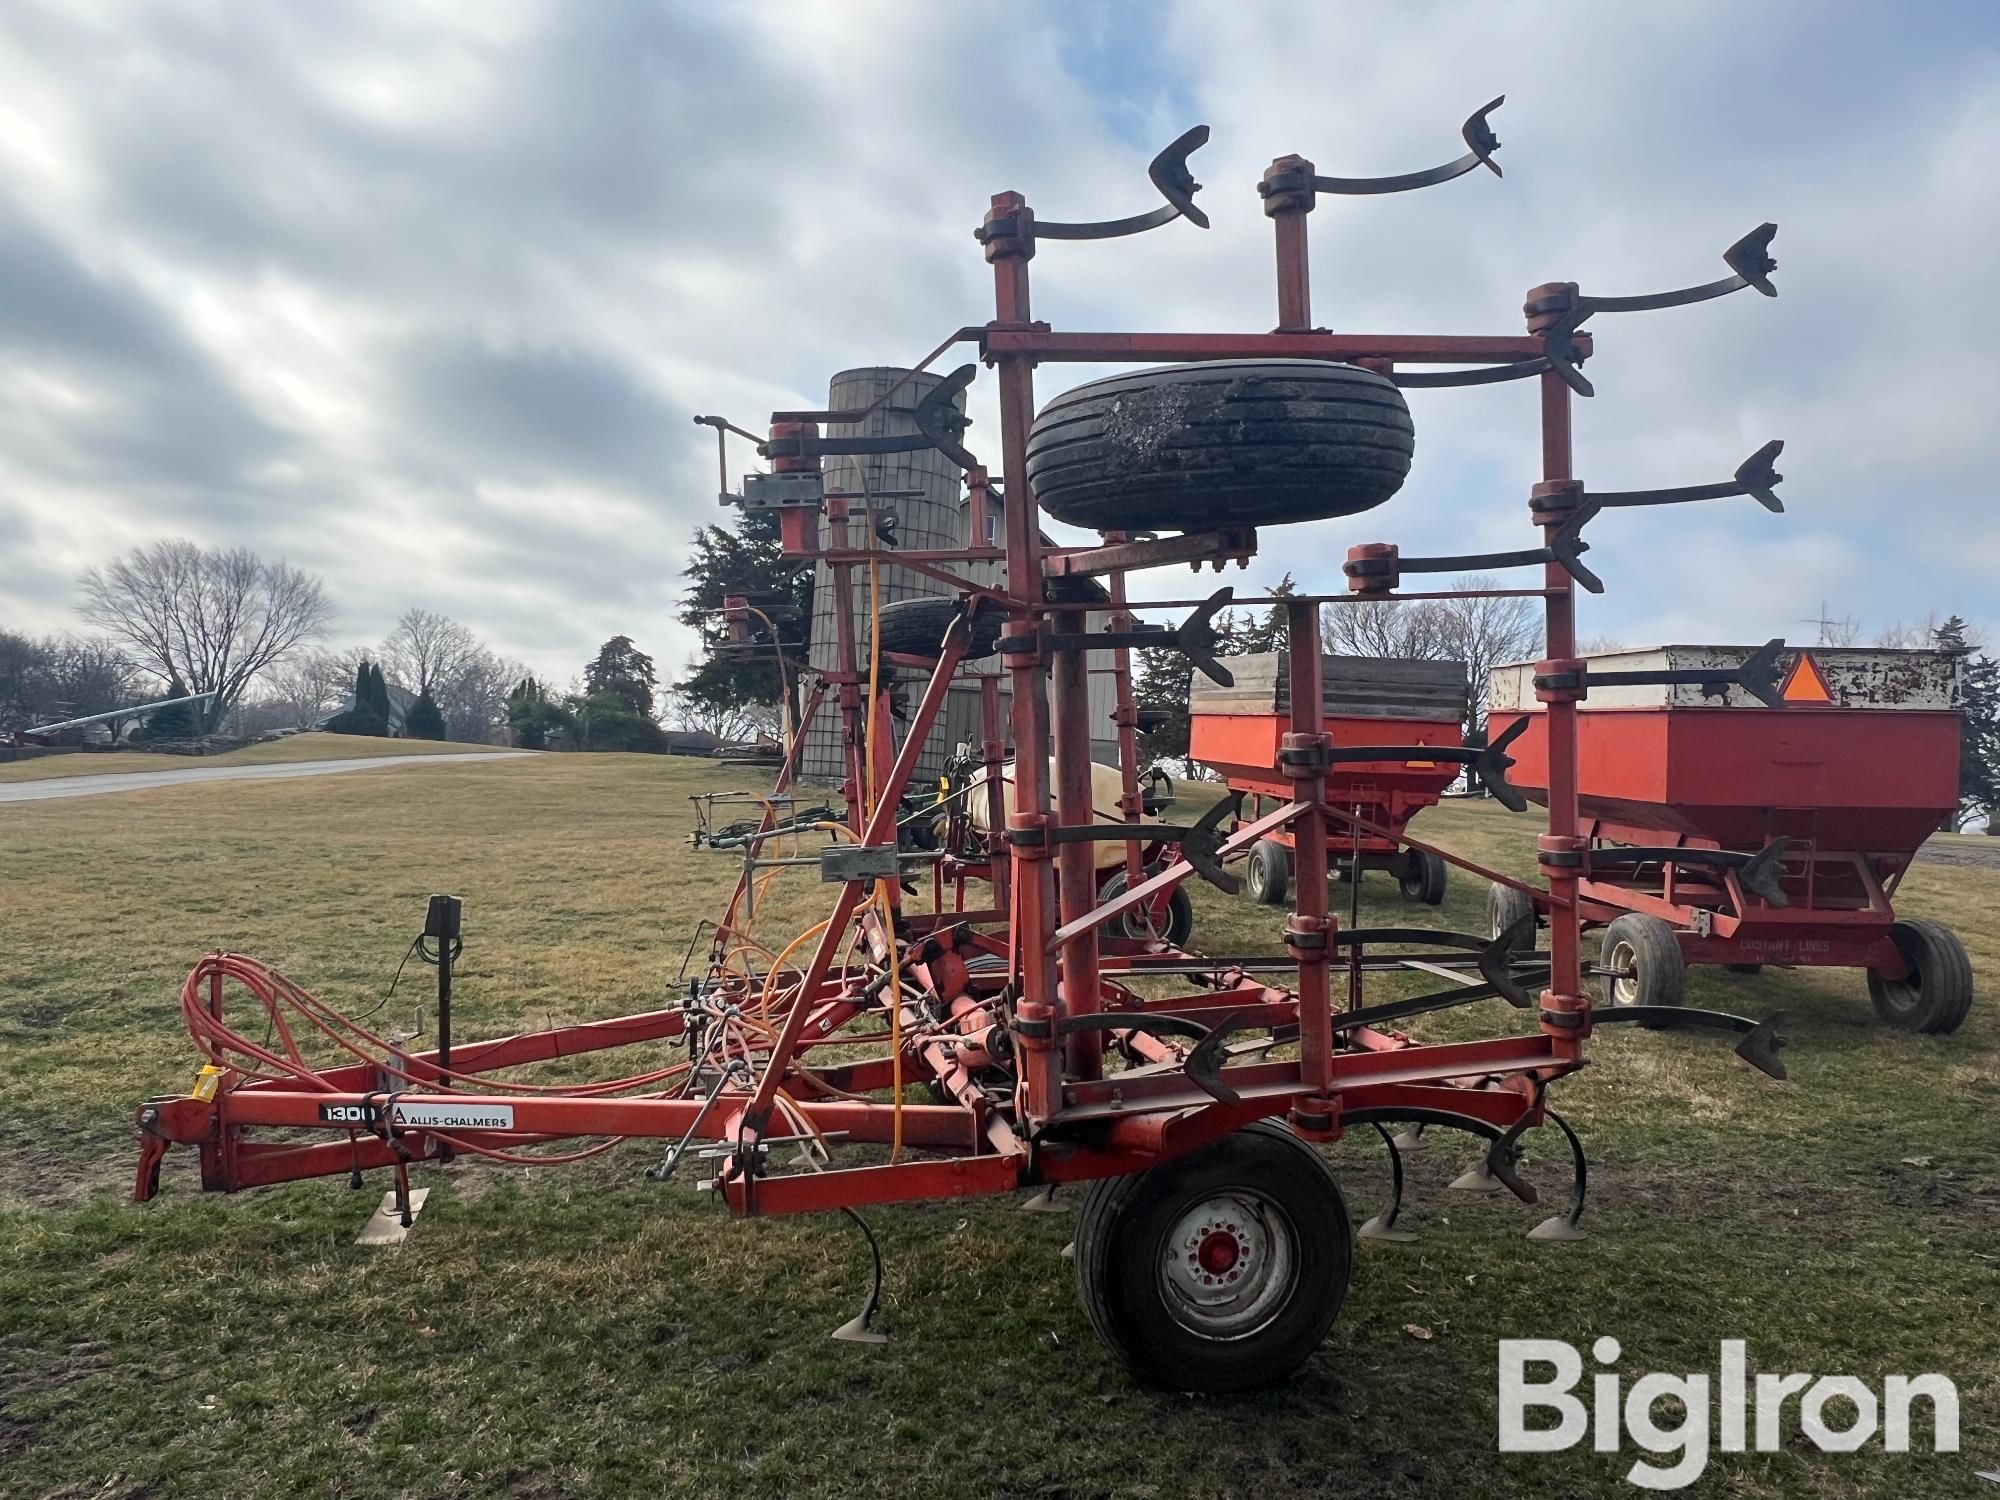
[1074,1123,1354,1393]
[1397,849,1448,906]
[1867,918,1974,1035]
[1100,868,1195,950]
[1598,913,1686,1021]
[1246,838,1291,906]
[1025,360,1415,533]
[874,596,1004,660]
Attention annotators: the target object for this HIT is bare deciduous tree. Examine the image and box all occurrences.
[1321,574,1540,729]
[380,608,481,696]
[0,631,140,732]
[1321,597,1453,662]
[434,647,523,744]
[1439,580,1543,729]
[663,687,762,744]
[264,649,354,728]
[1876,613,1987,651]
[78,541,332,731]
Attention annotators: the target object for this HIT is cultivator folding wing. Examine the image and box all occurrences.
[136,104,1802,1391]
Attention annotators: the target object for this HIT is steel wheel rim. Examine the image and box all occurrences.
[1879,935,1922,1014]
[1158,1191,1298,1341]
[1607,938,1640,1006]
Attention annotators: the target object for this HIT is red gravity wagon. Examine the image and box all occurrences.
[1191,651,1467,905]
[1485,643,1973,1033]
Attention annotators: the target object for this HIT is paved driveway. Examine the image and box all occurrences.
[0,751,531,804]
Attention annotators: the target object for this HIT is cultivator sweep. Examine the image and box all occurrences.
[136,103,1804,1390]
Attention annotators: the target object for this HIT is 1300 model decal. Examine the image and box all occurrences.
[316,1101,516,1131]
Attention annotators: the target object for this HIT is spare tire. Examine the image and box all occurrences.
[874,596,1003,660]
[1026,359,1414,532]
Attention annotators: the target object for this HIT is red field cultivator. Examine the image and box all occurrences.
[1486,644,1973,1033]
[137,104,1810,1389]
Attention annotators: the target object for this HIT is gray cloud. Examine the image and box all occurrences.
[0,0,1992,681]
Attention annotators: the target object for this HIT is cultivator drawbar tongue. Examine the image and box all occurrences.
[134,97,1810,1393]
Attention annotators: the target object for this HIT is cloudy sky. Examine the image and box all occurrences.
[1,0,1995,687]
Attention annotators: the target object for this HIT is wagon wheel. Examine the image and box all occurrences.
[1100,866,1194,949]
[1487,882,1538,949]
[1398,849,1448,906]
[1867,919,1974,1035]
[1246,838,1291,906]
[1598,913,1686,1026]
[1074,1123,1354,1392]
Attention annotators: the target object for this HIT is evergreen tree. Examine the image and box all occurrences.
[505,676,572,750]
[1233,573,1298,656]
[1131,594,1267,773]
[573,691,667,752]
[584,636,659,718]
[1133,644,1194,771]
[141,672,198,740]
[366,662,394,725]
[675,509,812,731]
[1936,615,1999,827]
[326,658,390,736]
[403,688,446,741]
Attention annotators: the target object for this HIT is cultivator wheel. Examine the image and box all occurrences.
[875,595,1005,660]
[1867,918,1974,1035]
[1246,837,1291,906]
[1100,866,1195,948]
[1599,912,1686,1022]
[1398,849,1448,906]
[1486,882,1537,947]
[1073,1123,1354,1393]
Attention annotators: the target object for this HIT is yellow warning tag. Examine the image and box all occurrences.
[1405,760,1438,770]
[190,1064,226,1101]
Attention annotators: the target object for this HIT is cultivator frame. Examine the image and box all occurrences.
[136,104,1794,1379]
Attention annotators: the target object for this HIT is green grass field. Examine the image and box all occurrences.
[0,731,501,783]
[1,752,1994,1497]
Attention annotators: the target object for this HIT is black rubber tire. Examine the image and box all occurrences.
[1100,868,1194,949]
[1867,919,1974,1034]
[873,597,1002,660]
[1246,839,1291,906]
[1074,1122,1354,1393]
[1397,849,1448,906]
[1026,360,1414,533]
[1487,882,1538,949]
[1598,913,1686,1020]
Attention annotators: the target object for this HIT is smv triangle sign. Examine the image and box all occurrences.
[1780,651,1834,704]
